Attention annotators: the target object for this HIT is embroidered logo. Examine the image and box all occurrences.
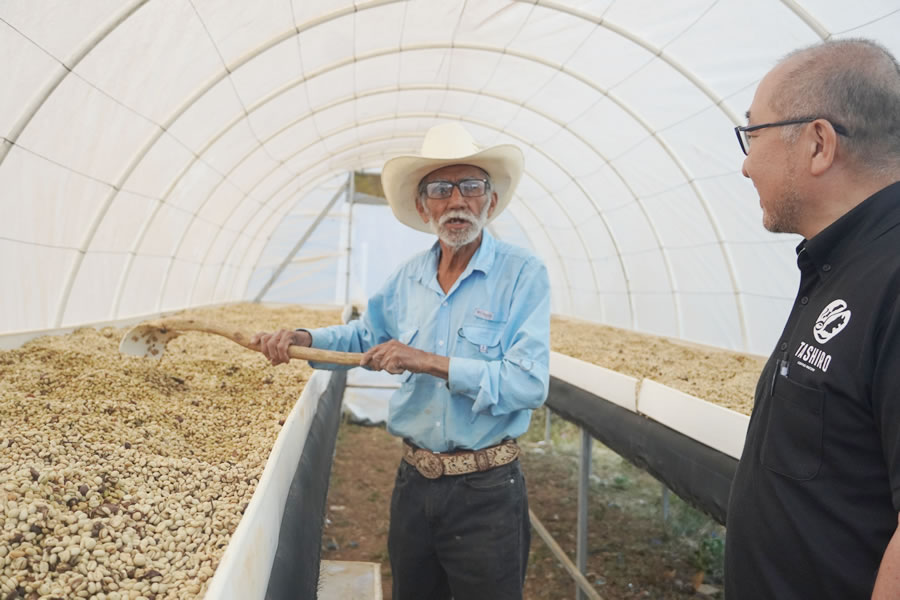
[474,308,494,320]
[813,299,851,344]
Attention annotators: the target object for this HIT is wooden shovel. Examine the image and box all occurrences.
[118,318,362,366]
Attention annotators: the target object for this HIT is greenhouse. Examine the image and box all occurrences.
[2,1,900,599]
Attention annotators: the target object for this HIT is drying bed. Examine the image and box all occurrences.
[551,315,765,415]
[0,304,340,600]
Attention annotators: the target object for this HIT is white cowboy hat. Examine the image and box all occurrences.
[381,122,524,232]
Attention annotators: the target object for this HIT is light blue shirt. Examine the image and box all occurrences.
[307,230,550,452]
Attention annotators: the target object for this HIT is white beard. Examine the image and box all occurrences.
[427,199,491,248]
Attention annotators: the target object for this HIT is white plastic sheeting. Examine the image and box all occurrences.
[2,1,899,354]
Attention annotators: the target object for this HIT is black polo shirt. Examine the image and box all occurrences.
[725,181,900,599]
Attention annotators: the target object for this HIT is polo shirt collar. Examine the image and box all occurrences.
[800,180,900,273]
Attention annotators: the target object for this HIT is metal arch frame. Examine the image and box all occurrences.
[229,135,616,321]
[233,146,418,304]
[148,48,730,339]
[216,82,668,324]
[4,0,831,336]
[105,2,413,319]
[110,37,720,336]
[162,90,630,322]
[226,144,416,304]
[198,111,617,322]
[231,141,578,315]
[2,0,407,327]
[205,128,577,311]
[235,152,402,303]
[525,0,825,337]
[23,13,663,327]
[777,0,831,40]
[503,196,577,318]
[108,74,621,320]
[15,14,627,325]
[530,0,813,115]
[139,28,744,340]
[252,182,348,302]
[240,0,832,323]
[522,1,754,346]
[0,0,151,167]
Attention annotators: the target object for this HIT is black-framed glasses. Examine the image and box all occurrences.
[734,117,849,155]
[423,178,489,200]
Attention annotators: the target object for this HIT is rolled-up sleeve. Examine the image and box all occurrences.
[448,258,550,416]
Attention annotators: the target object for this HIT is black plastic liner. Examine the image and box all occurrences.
[265,370,347,600]
[546,376,738,525]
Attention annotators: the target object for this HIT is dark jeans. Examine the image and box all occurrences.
[388,459,531,600]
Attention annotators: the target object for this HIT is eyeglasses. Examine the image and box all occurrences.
[734,117,849,155]
[423,178,489,199]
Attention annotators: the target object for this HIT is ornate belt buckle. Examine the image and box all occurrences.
[474,450,491,472]
[414,449,444,479]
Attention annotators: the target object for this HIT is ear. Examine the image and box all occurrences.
[415,196,430,223]
[486,191,498,219]
[808,119,838,176]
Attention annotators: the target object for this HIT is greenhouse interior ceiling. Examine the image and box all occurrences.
[2,0,899,355]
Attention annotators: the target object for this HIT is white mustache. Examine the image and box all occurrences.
[438,210,478,227]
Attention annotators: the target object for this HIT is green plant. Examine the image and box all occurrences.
[691,534,725,573]
[612,474,630,489]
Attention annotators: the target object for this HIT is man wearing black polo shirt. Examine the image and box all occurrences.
[726,39,900,599]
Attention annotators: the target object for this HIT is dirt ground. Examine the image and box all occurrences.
[322,412,726,600]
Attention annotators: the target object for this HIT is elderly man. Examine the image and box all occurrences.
[253,123,550,600]
[726,39,900,599]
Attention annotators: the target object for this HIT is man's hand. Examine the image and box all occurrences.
[362,340,450,378]
[361,340,426,374]
[251,329,311,366]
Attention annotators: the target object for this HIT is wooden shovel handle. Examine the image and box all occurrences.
[156,318,363,366]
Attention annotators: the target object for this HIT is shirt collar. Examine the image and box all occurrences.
[417,229,497,286]
[469,229,497,275]
[801,180,900,272]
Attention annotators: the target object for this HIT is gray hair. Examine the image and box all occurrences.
[770,39,900,174]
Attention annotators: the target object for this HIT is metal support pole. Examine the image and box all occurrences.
[253,183,347,302]
[544,406,552,444]
[344,172,355,305]
[577,427,592,600]
[662,484,670,525]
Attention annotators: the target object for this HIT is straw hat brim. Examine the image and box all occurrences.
[381,145,524,233]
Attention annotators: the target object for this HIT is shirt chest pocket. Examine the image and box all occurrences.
[457,321,505,361]
[761,374,825,481]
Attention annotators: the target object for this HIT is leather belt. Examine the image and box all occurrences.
[402,439,520,479]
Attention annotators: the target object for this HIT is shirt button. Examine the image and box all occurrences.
[822,264,832,272]
[780,342,788,351]
[442,301,448,307]
[438,340,444,346]
[800,296,809,305]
